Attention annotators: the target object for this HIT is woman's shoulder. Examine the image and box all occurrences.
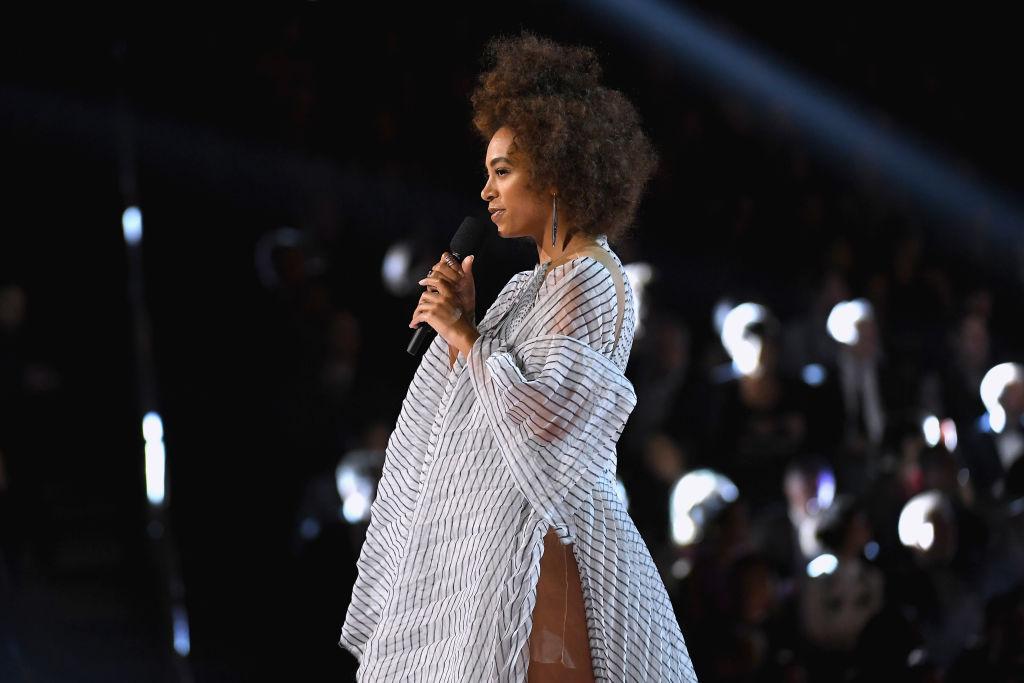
[541,245,626,300]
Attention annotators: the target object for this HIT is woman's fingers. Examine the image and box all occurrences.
[419,276,451,298]
[408,299,461,329]
[439,252,463,280]
[427,257,459,280]
[410,252,472,332]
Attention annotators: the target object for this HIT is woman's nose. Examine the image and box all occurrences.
[481,179,495,202]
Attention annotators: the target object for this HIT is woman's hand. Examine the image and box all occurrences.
[409,252,480,357]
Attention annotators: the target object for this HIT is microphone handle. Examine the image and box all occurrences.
[406,251,467,356]
[406,321,435,356]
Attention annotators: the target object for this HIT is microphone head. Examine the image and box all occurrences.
[450,216,487,258]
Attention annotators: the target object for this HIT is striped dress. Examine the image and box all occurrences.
[340,234,697,681]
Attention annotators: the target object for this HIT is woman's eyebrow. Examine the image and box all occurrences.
[488,156,512,168]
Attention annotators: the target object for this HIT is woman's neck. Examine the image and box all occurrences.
[536,230,600,268]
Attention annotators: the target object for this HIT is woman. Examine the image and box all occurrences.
[341,33,697,681]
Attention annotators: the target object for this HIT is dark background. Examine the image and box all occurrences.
[1,3,1022,681]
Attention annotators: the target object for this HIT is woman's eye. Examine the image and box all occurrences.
[496,168,510,176]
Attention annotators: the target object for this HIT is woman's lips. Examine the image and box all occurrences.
[490,210,505,224]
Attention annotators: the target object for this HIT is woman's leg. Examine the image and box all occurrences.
[527,528,595,682]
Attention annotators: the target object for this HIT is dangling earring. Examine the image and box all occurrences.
[551,194,558,247]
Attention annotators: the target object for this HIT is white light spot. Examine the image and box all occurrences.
[142,412,167,507]
[672,470,718,511]
[720,302,767,377]
[335,466,359,499]
[802,363,826,386]
[980,363,1022,434]
[672,513,698,545]
[145,441,165,506]
[922,415,941,447]
[827,299,872,345]
[807,553,839,578]
[343,492,370,523]
[669,469,739,546]
[941,418,958,452]
[172,604,191,656]
[816,471,836,510]
[122,206,143,246]
[898,491,942,551]
[142,412,164,442]
[382,241,413,296]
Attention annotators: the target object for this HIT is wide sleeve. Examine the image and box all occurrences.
[339,329,451,659]
[339,271,531,659]
[466,259,637,526]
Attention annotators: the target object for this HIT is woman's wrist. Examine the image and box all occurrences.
[452,318,480,358]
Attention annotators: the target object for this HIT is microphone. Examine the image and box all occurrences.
[406,217,486,356]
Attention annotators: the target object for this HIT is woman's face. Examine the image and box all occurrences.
[480,126,551,241]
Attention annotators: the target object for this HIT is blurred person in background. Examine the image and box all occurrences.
[781,267,848,378]
[920,310,993,427]
[890,491,987,670]
[711,316,809,509]
[961,363,1024,505]
[799,496,884,677]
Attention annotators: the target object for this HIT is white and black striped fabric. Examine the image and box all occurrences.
[340,234,697,681]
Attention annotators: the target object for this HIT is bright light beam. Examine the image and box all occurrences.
[576,0,1024,246]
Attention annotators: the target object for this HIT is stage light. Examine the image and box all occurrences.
[382,240,415,297]
[669,469,739,546]
[143,412,163,441]
[980,362,1023,434]
[122,206,142,246]
[720,302,767,376]
[815,469,836,513]
[342,491,371,524]
[802,363,826,386]
[922,415,941,447]
[142,412,166,507]
[335,450,381,525]
[806,553,838,578]
[827,299,872,346]
[172,605,191,656]
[941,418,958,452]
[898,491,943,551]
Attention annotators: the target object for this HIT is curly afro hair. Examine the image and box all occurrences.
[471,32,658,243]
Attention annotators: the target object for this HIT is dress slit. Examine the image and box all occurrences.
[527,527,595,682]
